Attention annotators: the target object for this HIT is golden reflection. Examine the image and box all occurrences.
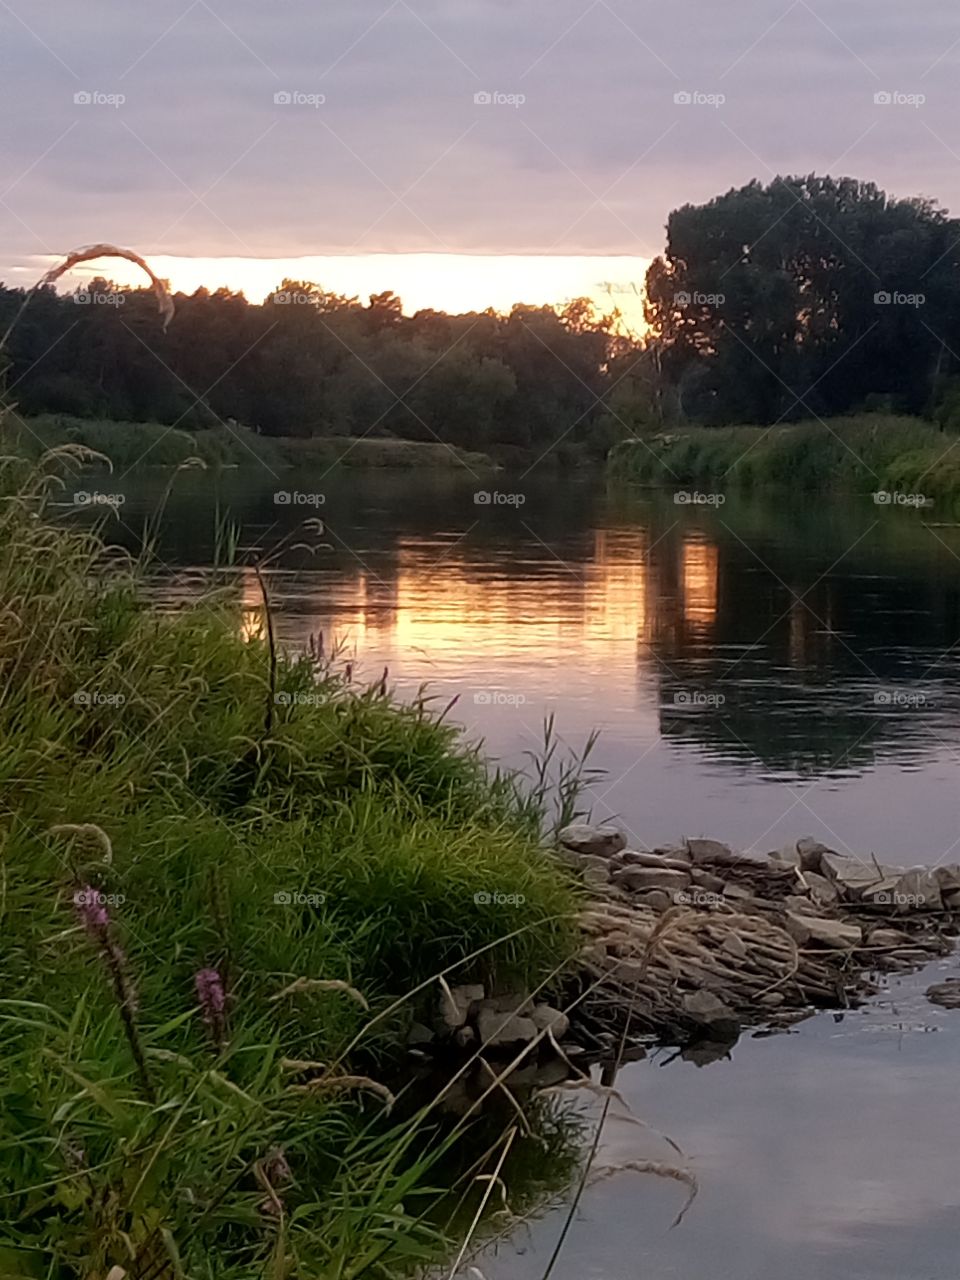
[680,537,719,627]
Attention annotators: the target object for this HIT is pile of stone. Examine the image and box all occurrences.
[556,824,959,1048]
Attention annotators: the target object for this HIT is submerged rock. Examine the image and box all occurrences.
[926,979,960,1009]
[682,990,741,1039]
[476,1008,538,1049]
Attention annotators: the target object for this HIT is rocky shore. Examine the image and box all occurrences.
[409,827,960,1086]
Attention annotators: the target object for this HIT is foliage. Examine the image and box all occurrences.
[0,452,580,1278]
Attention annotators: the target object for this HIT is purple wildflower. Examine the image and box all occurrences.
[195,967,228,1047]
[74,886,109,935]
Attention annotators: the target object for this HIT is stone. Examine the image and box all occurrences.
[454,1025,477,1048]
[530,1003,571,1039]
[720,933,748,961]
[407,1021,435,1046]
[682,990,741,1039]
[935,865,960,894]
[868,928,910,948]
[582,865,612,890]
[926,980,960,1009]
[617,849,693,873]
[772,841,803,870]
[611,866,690,894]
[785,912,862,949]
[558,823,625,858]
[476,1008,538,1049]
[796,837,837,873]
[786,894,821,916]
[943,889,960,911]
[804,872,839,906]
[820,853,898,899]
[757,992,784,1006]
[690,869,726,894]
[438,983,485,1029]
[685,838,738,866]
[635,889,672,912]
[893,868,942,911]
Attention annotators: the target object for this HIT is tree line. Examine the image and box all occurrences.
[4,172,960,458]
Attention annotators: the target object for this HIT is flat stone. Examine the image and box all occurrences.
[635,889,672,912]
[820,853,899,899]
[893,868,943,911]
[772,842,803,869]
[407,1021,435,1046]
[926,980,960,1010]
[682,990,741,1038]
[785,912,862,949]
[943,888,960,910]
[868,928,910,948]
[617,849,693,873]
[476,1008,538,1049]
[720,934,748,961]
[530,1004,570,1039]
[611,866,690,893]
[690,869,726,893]
[558,823,626,858]
[786,894,821,916]
[685,838,740,866]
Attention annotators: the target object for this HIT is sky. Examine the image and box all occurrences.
[1,0,959,324]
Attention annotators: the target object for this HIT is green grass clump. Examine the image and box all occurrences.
[608,413,960,503]
[0,450,579,1278]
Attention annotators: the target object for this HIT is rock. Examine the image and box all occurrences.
[796,837,837,873]
[893,868,943,911]
[454,1025,477,1048]
[944,888,960,911]
[757,992,784,1006]
[772,841,803,870]
[720,934,748,961]
[611,866,690,894]
[476,1008,538,1049]
[438,983,484,1029]
[786,894,821,916]
[635,889,672,912]
[407,1021,435,1046]
[617,849,693,873]
[530,1003,571,1039]
[685,838,739,866]
[868,928,910,948]
[820,853,898,899]
[682,990,741,1039]
[926,980,960,1009]
[935,865,960,894]
[582,865,612,890]
[785,912,862,949]
[558,823,625,858]
[804,872,839,906]
[690,869,726,894]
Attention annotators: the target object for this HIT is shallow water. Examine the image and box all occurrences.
[87,464,960,1274]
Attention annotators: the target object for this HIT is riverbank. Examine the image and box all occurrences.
[0,451,579,1277]
[607,415,960,504]
[5,413,496,471]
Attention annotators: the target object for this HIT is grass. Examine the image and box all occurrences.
[0,448,581,1278]
[6,415,495,472]
[607,413,960,503]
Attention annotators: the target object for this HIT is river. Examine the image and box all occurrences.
[87,464,960,1278]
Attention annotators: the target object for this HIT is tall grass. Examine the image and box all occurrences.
[0,450,581,1278]
[608,414,960,502]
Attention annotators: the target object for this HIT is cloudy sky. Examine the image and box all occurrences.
[2,0,958,318]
